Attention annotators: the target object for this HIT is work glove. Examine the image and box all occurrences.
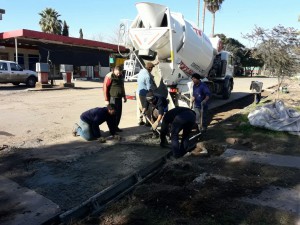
[98,137,106,143]
[113,134,121,141]
[105,100,110,106]
[152,121,159,131]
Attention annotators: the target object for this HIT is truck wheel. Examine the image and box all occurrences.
[222,81,231,99]
[12,82,20,86]
[26,76,37,87]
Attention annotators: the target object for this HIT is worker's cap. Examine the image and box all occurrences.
[145,62,155,69]
[191,73,201,80]
[146,92,155,101]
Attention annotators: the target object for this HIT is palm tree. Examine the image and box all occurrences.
[204,0,224,37]
[39,8,62,35]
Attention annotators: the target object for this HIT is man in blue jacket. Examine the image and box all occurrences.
[137,62,155,125]
[72,104,119,142]
[190,73,211,132]
[143,91,169,131]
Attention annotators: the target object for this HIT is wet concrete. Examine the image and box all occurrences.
[0,142,170,225]
[12,143,169,211]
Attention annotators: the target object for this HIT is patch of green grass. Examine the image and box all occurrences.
[237,122,289,138]
[233,113,249,123]
[230,113,290,138]
[294,106,300,112]
[236,123,256,135]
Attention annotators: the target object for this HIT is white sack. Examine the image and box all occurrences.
[248,100,300,134]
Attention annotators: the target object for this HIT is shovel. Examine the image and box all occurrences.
[144,115,161,135]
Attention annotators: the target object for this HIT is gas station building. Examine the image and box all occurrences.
[0,29,127,79]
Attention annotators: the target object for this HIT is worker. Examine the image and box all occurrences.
[160,107,196,158]
[72,104,120,143]
[190,73,211,132]
[103,65,127,132]
[143,91,169,131]
[137,62,156,125]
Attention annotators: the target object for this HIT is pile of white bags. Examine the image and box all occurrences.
[248,100,300,135]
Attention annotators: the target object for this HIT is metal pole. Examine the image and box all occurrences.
[202,1,206,32]
[197,0,200,27]
[14,38,18,64]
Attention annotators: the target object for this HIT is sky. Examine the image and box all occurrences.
[0,0,299,47]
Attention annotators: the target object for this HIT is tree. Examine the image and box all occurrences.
[62,20,69,36]
[39,8,62,35]
[107,26,121,44]
[241,49,264,77]
[204,0,224,36]
[92,33,105,42]
[79,28,83,39]
[214,33,249,76]
[244,25,300,98]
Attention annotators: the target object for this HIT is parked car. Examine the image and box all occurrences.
[0,60,38,87]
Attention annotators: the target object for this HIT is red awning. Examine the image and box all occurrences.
[0,29,126,52]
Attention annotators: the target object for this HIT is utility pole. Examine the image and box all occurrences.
[197,0,200,27]
[0,9,5,51]
[202,1,206,32]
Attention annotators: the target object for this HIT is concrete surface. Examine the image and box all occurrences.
[221,148,300,219]
[0,175,60,225]
[241,185,300,215]
[222,148,300,169]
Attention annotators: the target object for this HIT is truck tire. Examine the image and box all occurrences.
[26,76,37,88]
[12,82,20,86]
[222,80,232,100]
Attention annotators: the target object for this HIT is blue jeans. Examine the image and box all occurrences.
[76,119,94,141]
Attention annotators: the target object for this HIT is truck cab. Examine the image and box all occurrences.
[0,60,37,87]
[206,51,234,99]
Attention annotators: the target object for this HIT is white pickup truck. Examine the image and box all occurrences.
[0,60,38,87]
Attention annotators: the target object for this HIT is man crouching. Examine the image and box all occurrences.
[72,104,120,143]
[160,107,196,158]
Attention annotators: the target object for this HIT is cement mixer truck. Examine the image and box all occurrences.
[121,2,234,108]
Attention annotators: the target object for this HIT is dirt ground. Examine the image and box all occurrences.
[78,78,300,225]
